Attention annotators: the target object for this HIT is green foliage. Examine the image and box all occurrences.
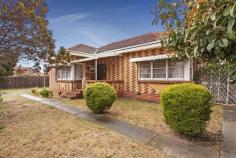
[83,82,117,114]
[154,0,236,64]
[0,0,55,80]
[161,83,212,137]
[0,62,14,81]
[39,88,53,98]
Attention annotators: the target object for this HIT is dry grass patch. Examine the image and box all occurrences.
[57,97,223,139]
[0,94,166,158]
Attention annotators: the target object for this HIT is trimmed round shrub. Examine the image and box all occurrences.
[83,82,117,114]
[161,83,212,137]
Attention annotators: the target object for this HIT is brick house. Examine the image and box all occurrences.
[49,32,195,102]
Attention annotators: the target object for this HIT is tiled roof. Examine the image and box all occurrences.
[96,32,163,53]
[68,32,163,54]
[68,44,97,54]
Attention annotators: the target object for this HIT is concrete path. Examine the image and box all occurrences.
[221,106,236,158]
[21,93,220,158]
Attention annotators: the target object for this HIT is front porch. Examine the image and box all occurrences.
[52,59,124,99]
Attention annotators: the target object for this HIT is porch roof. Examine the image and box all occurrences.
[129,54,170,63]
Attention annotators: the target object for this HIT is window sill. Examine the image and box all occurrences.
[56,80,82,82]
[138,80,194,84]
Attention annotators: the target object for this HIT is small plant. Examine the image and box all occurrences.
[83,82,117,114]
[31,88,38,95]
[161,83,212,137]
[39,88,53,98]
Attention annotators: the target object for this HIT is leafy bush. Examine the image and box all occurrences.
[161,83,212,137]
[39,88,53,98]
[83,82,117,114]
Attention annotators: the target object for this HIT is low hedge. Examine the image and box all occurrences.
[83,82,117,114]
[161,83,212,137]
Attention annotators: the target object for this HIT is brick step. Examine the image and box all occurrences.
[61,89,83,99]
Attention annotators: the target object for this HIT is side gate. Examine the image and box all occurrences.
[201,69,236,105]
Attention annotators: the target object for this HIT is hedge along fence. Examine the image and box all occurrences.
[0,76,49,89]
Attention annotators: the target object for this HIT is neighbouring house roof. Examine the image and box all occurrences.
[68,44,97,54]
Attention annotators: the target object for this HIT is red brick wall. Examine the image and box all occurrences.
[96,48,171,102]
[49,48,192,102]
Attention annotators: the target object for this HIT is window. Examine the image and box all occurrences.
[168,61,184,79]
[74,64,83,80]
[140,62,151,79]
[57,66,71,80]
[153,60,166,79]
[139,59,187,80]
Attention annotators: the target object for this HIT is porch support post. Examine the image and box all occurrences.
[95,59,97,80]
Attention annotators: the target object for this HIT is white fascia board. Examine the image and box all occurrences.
[71,41,162,63]
[98,41,162,57]
[68,50,95,58]
[71,57,98,63]
[130,54,170,62]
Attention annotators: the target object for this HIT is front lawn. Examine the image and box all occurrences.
[54,96,223,139]
[0,90,166,158]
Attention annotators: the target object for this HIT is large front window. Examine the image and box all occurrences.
[139,59,185,80]
[57,66,71,80]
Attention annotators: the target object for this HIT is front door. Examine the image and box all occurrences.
[97,64,107,80]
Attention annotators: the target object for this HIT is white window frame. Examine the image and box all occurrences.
[152,59,167,80]
[56,66,72,81]
[139,59,190,81]
[73,63,84,80]
[167,60,185,80]
[139,61,152,80]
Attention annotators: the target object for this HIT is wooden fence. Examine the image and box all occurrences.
[0,76,49,89]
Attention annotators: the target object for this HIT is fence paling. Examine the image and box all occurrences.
[0,76,49,89]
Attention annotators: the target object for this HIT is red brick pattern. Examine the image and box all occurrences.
[49,48,189,102]
[95,48,169,102]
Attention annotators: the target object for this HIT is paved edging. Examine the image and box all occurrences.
[220,106,236,158]
[20,93,219,158]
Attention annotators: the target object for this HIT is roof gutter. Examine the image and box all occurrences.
[71,40,162,63]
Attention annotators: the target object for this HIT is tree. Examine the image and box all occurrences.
[153,0,236,64]
[56,46,71,64]
[0,0,55,79]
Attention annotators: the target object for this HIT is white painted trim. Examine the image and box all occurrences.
[71,64,75,80]
[98,40,161,55]
[71,57,98,63]
[70,41,162,63]
[68,50,95,58]
[95,59,97,80]
[130,54,170,63]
